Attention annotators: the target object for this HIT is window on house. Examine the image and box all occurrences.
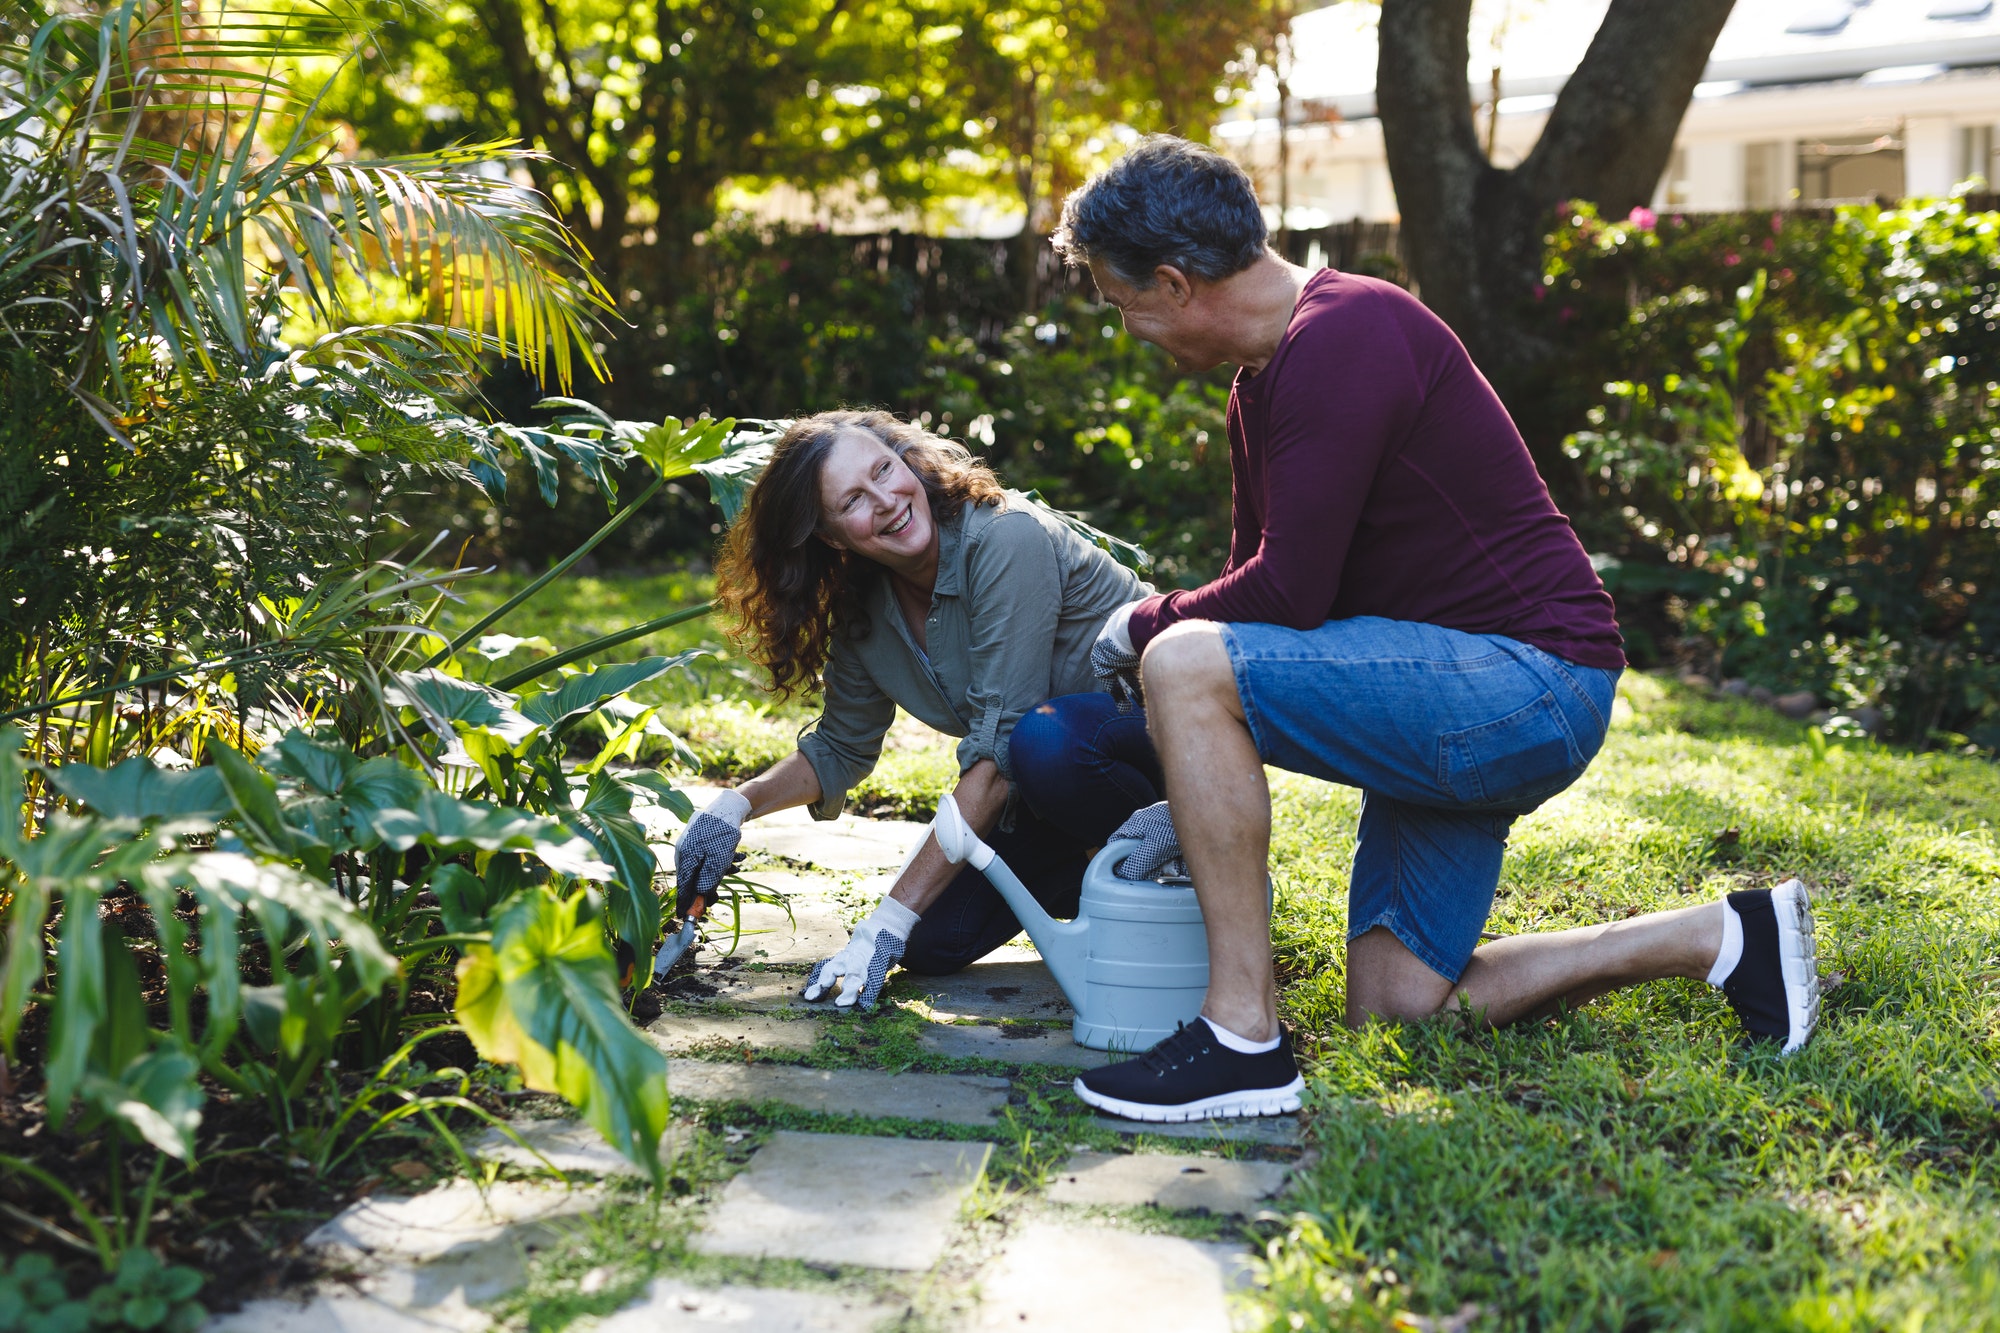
[1960,125,1996,186]
[1745,142,1787,208]
[1797,134,1906,204]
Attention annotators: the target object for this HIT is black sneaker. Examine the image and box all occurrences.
[1074,1020,1305,1121]
[1721,879,1821,1054]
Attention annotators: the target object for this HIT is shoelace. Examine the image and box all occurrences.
[1137,1020,1215,1076]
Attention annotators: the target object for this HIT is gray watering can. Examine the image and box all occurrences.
[933,795,1217,1052]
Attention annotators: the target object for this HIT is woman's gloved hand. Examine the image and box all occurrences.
[1090,601,1144,711]
[802,896,920,1010]
[674,788,751,919]
[1110,800,1188,880]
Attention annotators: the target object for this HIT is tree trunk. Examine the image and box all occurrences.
[1377,0,1736,493]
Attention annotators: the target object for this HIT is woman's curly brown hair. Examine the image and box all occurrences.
[715,410,1006,700]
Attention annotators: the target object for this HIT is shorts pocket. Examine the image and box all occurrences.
[1437,692,1584,807]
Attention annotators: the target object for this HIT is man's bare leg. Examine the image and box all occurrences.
[1140,621,1279,1042]
[1345,902,1726,1028]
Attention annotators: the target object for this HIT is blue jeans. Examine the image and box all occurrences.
[900,693,1162,974]
[1220,617,1620,983]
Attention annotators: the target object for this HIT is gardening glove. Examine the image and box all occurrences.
[1090,600,1145,711]
[1110,800,1188,880]
[802,896,920,1010]
[674,788,750,919]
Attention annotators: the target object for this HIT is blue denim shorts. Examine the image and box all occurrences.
[1219,616,1620,983]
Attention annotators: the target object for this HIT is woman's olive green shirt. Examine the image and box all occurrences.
[795,492,1148,820]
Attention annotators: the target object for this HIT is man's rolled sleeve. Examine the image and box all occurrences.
[795,640,897,820]
[956,511,1063,780]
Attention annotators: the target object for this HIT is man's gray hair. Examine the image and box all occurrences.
[1051,136,1268,289]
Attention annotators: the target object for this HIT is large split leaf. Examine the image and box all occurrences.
[43,759,228,822]
[630,416,737,481]
[387,669,538,745]
[455,887,670,1182]
[518,656,686,737]
[363,788,611,879]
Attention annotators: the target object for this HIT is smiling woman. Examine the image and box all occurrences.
[674,410,1162,1009]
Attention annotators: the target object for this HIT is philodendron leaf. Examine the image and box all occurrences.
[81,1045,204,1160]
[518,656,689,737]
[43,759,229,821]
[261,730,360,797]
[621,771,696,823]
[387,668,538,745]
[569,771,662,960]
[455,887,671,1182]
[631,416,736,482]
[170,853,398,997]
[433,863,503,935]
[364,789,613,879]
[693,441,774,525]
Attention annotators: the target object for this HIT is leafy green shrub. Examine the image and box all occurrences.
[1547,198,2000,748]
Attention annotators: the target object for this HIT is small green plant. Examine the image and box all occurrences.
[0,1253,92,1333]
[0,1251,201,1333]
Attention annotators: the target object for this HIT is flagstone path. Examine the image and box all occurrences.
[207,803,1303,1332]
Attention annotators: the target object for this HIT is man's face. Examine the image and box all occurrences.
[1090,262,1216,372]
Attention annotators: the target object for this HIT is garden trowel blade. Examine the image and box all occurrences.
[651,917,699,981]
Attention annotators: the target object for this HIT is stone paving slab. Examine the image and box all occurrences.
[307,1179,602,1263]
[916,1021,1108,1069]
[694,1131,991,1271]
[470,1119,691,1178]
[700,884,850,966]
[907,954,1072,1020]
[1045,1150,1291,1215]
[647,1011,824,1056]
[595,1278,900,1332]
[1093,1114,1303,1148]
[675,779,925,872]
[738,815,924,872]
[971,1223,1242,1331]
[667,1059,1010,1126]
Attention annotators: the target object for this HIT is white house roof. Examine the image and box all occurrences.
[1264,0,2000,121]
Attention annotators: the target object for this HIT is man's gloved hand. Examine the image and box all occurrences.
[802,897,920,1010]
[1110,800,1188,880]
[1090,601,1144,711]
[674,788,751,919]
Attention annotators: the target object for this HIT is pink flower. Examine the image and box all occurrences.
[1627,206,1657,232]
[1723,251,1741,266]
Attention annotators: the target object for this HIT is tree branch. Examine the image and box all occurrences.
[1519,0,1737,211]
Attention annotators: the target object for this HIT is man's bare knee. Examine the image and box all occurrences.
[1344,926,1457,1027]
[1141,620,1237,705]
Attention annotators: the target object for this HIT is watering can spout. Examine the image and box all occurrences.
[932,795,1089,1000]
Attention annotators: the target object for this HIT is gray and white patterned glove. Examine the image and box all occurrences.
[802,897,919,1010]
[674,789,749,919]
[1090,601,1144,711]
[1110,801,1188,880]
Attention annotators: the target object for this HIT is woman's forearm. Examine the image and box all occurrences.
[735,750,824,820]
[886,759,1008,916]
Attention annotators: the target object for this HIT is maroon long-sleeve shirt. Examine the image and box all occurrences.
[1127,269,1625,670]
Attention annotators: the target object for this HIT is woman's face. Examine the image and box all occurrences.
[815,429,935,569]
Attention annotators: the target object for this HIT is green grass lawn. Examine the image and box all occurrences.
[1262,673,2000,1331]
[441,573,2000,1329]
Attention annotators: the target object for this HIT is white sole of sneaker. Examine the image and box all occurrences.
[1772,877,1822,1054]
[1071,1075,1306,1122]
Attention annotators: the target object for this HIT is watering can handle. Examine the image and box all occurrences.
[933,794,995,870]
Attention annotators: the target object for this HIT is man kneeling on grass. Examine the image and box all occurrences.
[1053,137,1822,1124]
